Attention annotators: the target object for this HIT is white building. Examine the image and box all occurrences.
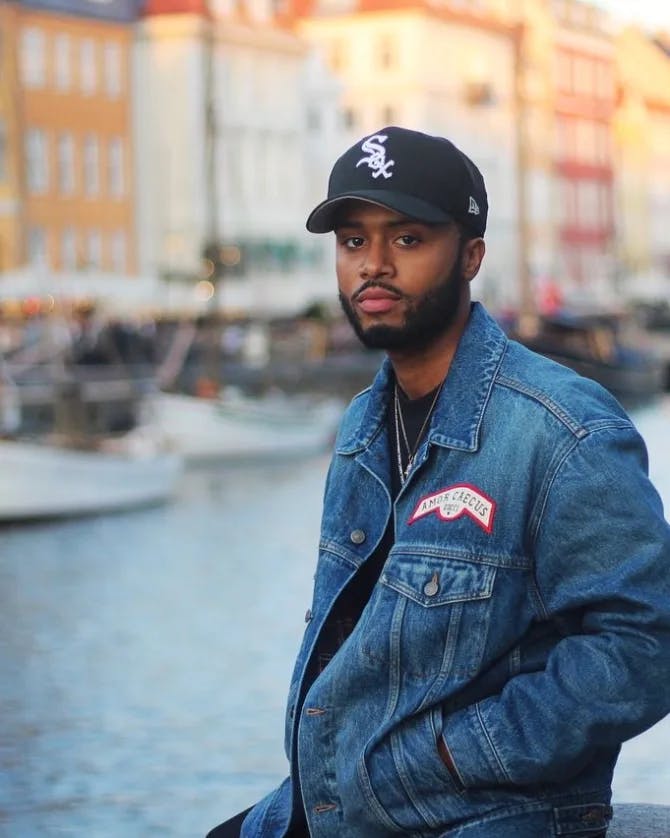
[134,0,342,315]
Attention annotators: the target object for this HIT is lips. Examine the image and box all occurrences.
[356,287,401,314]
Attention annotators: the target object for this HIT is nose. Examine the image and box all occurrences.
[360,237,393,280]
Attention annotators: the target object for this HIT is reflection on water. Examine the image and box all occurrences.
[1,398,669,837]
[0,456,328,837]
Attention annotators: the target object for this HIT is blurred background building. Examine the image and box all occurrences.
[614,26,670,297]
[1,0,140,302]
[0,0,668,316]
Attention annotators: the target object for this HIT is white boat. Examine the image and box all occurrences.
[0,438,183,521]
[146,391,343,464]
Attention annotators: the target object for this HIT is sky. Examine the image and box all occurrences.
[593,0,669,30]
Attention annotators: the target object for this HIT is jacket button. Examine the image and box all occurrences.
[304,609,312,623]
[350,529,366,544]
[424,572,439,597]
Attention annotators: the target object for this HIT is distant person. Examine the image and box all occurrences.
[206,127,670,837]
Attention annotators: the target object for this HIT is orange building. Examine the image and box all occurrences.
[9,0,137,285]
[0,2,22,274]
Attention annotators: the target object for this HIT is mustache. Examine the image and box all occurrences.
[352,279,405,302]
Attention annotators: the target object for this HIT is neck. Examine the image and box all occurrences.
[389,304,470,399]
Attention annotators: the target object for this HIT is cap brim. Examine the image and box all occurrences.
[305,190,453,233]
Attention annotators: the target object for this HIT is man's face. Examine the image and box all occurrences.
[335,201,471,352]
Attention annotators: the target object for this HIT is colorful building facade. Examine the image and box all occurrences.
[136,0,330,314]
[0,2,22,274]
[2,0,138,297]
[551,0,616,297]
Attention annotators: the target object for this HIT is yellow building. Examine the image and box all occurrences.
[7,0,137,290]
[614,27,670,283]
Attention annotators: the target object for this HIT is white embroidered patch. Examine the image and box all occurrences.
[408,484,496,533]
[356,134,395,180]
[468,196,480,215]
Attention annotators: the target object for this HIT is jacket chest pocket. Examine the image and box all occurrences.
[359,551,496,683]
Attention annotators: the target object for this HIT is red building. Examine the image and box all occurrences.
[552,3,616,288]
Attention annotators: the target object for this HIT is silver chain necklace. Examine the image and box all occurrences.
[393,381,444,484]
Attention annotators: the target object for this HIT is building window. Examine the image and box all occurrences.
[0,119,7,182]
[378,36,395,70]
[20,27,46,88]
[595,122,610,167]
[55,34,72,91]
[107,137,125,198]
[575,119,597,164]
[27,227,48,267]
[25,129,49,194]
[330,40,346,72]
[576,180,600,227]
[573,57,594,97]
[595,62,613,101]
[381,105,395,124]
[342,107,357,130]
[85,229,102,268]
[110,230,127,272]
[598,182,612,230]
[80,39,97,95]
[57,134,75,195]
[103,41,122,98]
[556,52,573,94]
[61,228,77,270]
[557,177,576,227]
[306,106,321,133]
[83,134,100,197]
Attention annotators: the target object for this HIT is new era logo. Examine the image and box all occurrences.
[468,196,480,215]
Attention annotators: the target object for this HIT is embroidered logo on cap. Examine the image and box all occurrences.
[408,483,496,533]
[356,134,395,180]
[468,196,480,215]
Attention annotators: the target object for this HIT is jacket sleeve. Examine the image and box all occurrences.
[441,423,670,788]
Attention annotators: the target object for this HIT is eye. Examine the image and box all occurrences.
[396,234,420,247]
[340,235,365,249]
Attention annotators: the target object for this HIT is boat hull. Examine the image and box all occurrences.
[0,440,182,521]
[149,393,342,463]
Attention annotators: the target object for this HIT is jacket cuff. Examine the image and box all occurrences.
[440,702,511,788]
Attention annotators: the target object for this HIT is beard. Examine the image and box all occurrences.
[338,250,465,353]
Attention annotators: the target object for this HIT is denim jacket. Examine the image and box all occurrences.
[242,303,670,837]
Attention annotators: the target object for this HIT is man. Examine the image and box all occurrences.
[208,127,670,837]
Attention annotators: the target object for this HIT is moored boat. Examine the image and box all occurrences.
[508,311,666,408]
[145,390,343,464]
[0,438,182,522]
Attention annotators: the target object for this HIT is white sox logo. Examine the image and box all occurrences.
[408,484,496,534]
[356,134,395,179]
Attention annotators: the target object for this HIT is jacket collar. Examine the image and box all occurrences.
[337,302,507,455]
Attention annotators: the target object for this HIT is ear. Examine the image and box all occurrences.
[462,238,485,282]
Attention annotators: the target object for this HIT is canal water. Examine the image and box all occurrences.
[1,397,669,838]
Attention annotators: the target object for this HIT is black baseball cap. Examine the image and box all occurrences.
[306,126,488,238]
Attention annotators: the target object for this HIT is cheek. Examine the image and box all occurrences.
[335,252,357,294]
